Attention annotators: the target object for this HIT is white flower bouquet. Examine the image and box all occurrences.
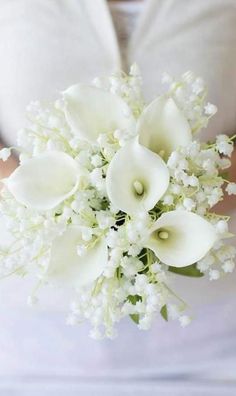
[0,65,235,339]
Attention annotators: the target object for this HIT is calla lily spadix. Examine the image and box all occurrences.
[48,227,108,288]
[5,152,80,211]
[145,210,217,268]
[138,96,192,160]
[63,84,136,143]
[106,139,169,215]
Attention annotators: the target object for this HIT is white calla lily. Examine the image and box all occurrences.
[138,96,192,160]
[106,139,169,215]
[145,210,217,267]
[63,84,135,142]
[6,152,80,210]
[48,227,107,288]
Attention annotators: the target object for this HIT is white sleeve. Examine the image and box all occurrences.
[130,0,236,141]
[0,0,119,147]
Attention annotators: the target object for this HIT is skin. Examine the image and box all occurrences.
[216,147,236,215]
[0,144,18,179]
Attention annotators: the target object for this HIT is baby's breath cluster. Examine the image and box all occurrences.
[162,71,217,133]
[0,67,235,339]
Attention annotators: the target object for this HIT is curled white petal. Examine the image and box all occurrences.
[106,139,169,215]
[6,152,80,210]
[146,210,217,267]
[48,227,108,288]
[63,84,135,142]
[138,97,192,159]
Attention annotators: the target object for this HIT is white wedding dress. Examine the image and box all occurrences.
[0,1,236,395]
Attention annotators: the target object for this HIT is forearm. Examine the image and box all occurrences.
[217,146,236,215]
[0,144,18,179]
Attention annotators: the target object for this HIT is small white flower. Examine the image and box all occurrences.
[202,159,217,175]
[0,147,11,161]
[204,103,217,116]
[130,63,141,77]
[81,227,93,242]
[183,198,196,211]
[216,220,228,234]
[96,211,115,229]
[91,154,103,167]
[103,260,117,278]
[207,188,223,207]
[187,175,199,187]
[151,262,162,273]
[121,257,143,277]
[209,269,220,281]
[179,315,191,327]
[90,168,103,187]
[122,302,136,315]
[168,304,180,320]
[138,315,152,330]
[167,152,181,168]
[222,260,235,273]
[192,77,204,94]
[171,184,182,195]
[226,183,236,195]
[163,194,174,206]
[216,135,233,156]
[218,158,231,169]
[128,244,142,256]
[215,245,236,262]
[197,254,215,272]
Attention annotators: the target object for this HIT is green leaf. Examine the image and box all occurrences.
[220,171,230,181]
[129,314,140,324]
[137,248,150,274]
[138,248,148,263]
[127,295,142,325]
[116,267,122,280]
[101,198,109,210]
[160,304,168,321]
[127,294,142,304]
[168,263,203,277]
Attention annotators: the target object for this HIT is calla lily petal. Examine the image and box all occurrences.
[146,210,217,267]
[138,97,192,160]
[48,227,108,288]
[106,139,169,215]
[6,152,79,210]
[63,84,135,142]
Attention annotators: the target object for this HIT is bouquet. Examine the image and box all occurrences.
[0,65,235,339]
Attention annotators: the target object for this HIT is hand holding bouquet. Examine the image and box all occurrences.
[0,65,235,339]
